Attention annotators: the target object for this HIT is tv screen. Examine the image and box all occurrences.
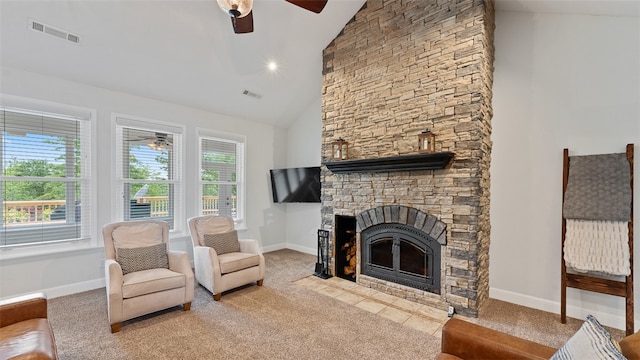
[270,166,321,203]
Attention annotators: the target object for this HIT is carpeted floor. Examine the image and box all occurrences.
[47,249,624,359]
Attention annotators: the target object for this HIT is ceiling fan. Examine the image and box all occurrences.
[126,132,173,151]
[147,133,172,151]
[217,0,328,34]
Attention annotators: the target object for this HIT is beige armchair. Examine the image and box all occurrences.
[187,215,265,300]
[102,220,194,333]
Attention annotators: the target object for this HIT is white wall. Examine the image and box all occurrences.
[0,66,287,298]
[282,97,322,255]
[490,11,640,330]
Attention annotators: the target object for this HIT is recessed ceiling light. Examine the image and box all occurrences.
[267,61,278,72]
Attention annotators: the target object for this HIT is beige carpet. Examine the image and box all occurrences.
[474,295,625,349]
[48,249,624,359]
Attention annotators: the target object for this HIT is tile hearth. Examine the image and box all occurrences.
[294,275,450,337]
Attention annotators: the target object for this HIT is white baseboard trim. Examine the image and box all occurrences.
[261,243,288,253]
[8,278,106,300]
[490,287,632,331]
[283,244,316,256]
[262,243,316,255]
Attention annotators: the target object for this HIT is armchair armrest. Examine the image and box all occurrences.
[0,293,47,328]
[194,245,219,268]
[168,250,194,303]
[105,259,124,325]
[105,259,123,295]
[168,250,194,277]
[238,239,262,254]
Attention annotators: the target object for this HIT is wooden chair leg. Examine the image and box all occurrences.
[111,323,121,333]
[214,293,221,301]
[183,302,191,311]
[257,279,264,286]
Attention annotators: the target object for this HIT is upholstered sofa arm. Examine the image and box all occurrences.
[0,292,57,359]
[0,293,48,328]
[437,318,557,360]
[619,331,640,358]
[238,239,261,254]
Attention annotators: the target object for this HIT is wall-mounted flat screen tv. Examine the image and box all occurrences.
[270,166,321,203]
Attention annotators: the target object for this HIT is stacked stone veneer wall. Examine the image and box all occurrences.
[321,0,495,317]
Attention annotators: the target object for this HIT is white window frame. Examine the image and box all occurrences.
[0,95,97,259]
[113,114,185,235]
[197,129,246,230]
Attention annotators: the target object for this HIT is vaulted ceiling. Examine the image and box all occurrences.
[1,0,367,127]
[1,0,637,127]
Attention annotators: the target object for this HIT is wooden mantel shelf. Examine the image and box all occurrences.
[324,152,454,173]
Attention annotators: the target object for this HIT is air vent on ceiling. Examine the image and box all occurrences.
[242,90,262,100]
[29,19,80,44]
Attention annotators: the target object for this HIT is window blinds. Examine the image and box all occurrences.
[115,118,183,231]
[200,135,245,221]
[0,109,92,247]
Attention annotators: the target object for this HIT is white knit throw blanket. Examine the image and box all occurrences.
[564,219,630,276]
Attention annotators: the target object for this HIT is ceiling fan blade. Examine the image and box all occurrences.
[125,136,153,142]
[285,0,328,14]
[231,10,254,34]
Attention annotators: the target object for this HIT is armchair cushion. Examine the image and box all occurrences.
[204,230,240,255]
[194,216,234,246]
[116,242,169,275]
[122,268,186,298]
[219,252,260,274]
[112,222,163,250]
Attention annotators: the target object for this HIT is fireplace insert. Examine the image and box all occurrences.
[361,223,441,294]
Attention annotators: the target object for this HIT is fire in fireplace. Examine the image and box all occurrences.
[361,223,441,294]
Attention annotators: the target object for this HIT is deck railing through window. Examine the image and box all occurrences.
[2,196,237,225]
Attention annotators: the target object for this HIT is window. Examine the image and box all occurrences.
[115,116,183,231]
[199,131,245,227]
[1,108,92,248]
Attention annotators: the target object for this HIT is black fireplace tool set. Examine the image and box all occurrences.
[314,229,331,279]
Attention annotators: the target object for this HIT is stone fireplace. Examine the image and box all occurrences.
[320,0,495,317]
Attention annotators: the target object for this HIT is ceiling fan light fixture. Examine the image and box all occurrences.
[148,140,164,151]
[147,133,171,151]
[217,0,253,18]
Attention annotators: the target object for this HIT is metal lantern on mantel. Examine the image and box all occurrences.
[331,138,349,161]
[418,129,436,153]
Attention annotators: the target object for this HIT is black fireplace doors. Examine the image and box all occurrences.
[361,223,441,294]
